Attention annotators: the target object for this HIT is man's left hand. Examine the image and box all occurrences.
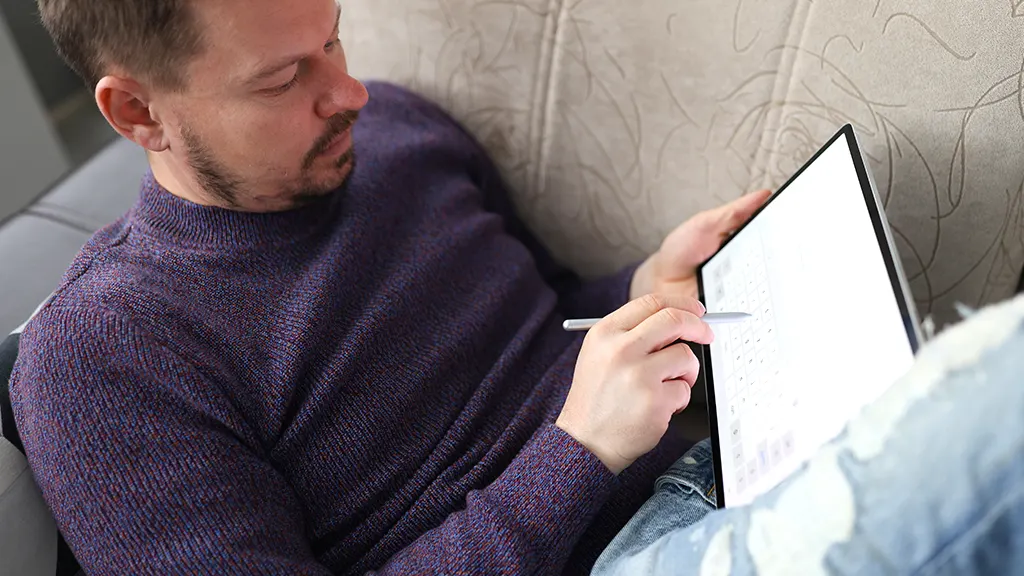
[630,189,772,301]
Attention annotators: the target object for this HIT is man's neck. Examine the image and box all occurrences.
[147,151,226,210]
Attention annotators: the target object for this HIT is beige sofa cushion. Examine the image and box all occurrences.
[342,0,1024,326]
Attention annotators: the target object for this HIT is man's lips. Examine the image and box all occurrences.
[321,130,352,157]
[303,111,360,170]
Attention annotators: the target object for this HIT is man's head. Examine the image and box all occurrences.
[39,0,369,211]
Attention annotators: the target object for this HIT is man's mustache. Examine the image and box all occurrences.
[303,110,360,169]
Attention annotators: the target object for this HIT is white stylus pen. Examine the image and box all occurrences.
[562,312,752,332]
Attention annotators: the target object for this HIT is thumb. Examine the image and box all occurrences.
[719,188,771,230]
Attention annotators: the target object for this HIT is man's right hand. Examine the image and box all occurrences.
[556,294,713,474]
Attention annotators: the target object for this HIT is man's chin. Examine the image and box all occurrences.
[288,153,356,208]
[321,149,355,191]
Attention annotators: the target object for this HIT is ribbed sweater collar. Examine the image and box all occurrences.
[131,172,341,248]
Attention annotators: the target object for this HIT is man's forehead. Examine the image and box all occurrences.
[192,0,341,81]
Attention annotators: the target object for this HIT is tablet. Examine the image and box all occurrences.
[697,124,922,509]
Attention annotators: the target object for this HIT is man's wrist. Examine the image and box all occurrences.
[555,417,630,475]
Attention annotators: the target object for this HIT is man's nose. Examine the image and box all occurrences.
[314,55,369,120]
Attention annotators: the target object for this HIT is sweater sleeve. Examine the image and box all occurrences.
[12,306,617,575]
[376,425,616,574]
[12,307,332,575]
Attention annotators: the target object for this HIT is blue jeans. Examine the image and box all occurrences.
[594,293,1024,575]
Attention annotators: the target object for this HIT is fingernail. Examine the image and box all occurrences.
[698,301,707,315]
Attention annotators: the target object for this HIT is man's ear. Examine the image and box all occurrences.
[95,76,169,152]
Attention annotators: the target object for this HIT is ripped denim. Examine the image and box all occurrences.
[594,293,1024,575]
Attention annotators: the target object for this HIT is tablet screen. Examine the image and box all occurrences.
[700,129,917,508]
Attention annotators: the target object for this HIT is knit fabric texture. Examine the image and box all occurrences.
[11,82,690,575]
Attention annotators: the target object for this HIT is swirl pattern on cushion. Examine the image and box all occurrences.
[341,0,1024,326]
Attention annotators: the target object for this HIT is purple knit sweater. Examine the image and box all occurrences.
[12,83,689,575]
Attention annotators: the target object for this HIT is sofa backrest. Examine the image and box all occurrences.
[341,0,1024,327]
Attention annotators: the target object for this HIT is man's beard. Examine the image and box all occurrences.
[180,110,360,210]
[181,123,243,208]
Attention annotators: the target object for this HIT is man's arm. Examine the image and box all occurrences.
[13,307,616,574]
[470,152,772,314]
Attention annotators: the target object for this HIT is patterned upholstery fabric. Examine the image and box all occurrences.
[341,0,1024,326]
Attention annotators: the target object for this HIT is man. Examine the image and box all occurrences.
[12,0,768,573]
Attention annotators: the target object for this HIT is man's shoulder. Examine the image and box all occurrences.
[362,81,454,123]
[45,220,143,307]
[19,280,157,363]
[12,276,202,413]
[20,221,183,358]
[359,81,479,148]
[354,82,497,194]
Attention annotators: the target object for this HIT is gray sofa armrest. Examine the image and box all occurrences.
[0,138,146,336]
[0,438,56,576]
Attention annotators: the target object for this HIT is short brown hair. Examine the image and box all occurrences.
[38,0,204,91]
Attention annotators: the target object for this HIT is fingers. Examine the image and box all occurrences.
[602,293,706,333]
[626,305,714,354]
[650,345,701,414]
[703,189,770,234]
[647,342,701,385]
[666,378,693,415]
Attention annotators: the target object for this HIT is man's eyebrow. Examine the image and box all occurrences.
[248,4,343,84]
[332,4,343,34]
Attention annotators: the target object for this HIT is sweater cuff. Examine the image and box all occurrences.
[564,263,639,319]
[482,424,617,565]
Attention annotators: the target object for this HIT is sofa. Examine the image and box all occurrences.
[2,1,1023,573]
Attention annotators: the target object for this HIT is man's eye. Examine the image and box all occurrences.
[325,34,340,52]
[265,75,300,96]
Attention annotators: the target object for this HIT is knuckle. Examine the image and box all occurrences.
[622,364,646,387]
[678,312,703,335]
[608,342,632,367]
[677,383,692,409]
[667,345,699,379]
[581,324,603,344]
[639,293,666,313]
[686,346,701,370]
[659,307,686,326]
[588,320,613,339]
[681,315,710,341]
[676,344,697,368]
